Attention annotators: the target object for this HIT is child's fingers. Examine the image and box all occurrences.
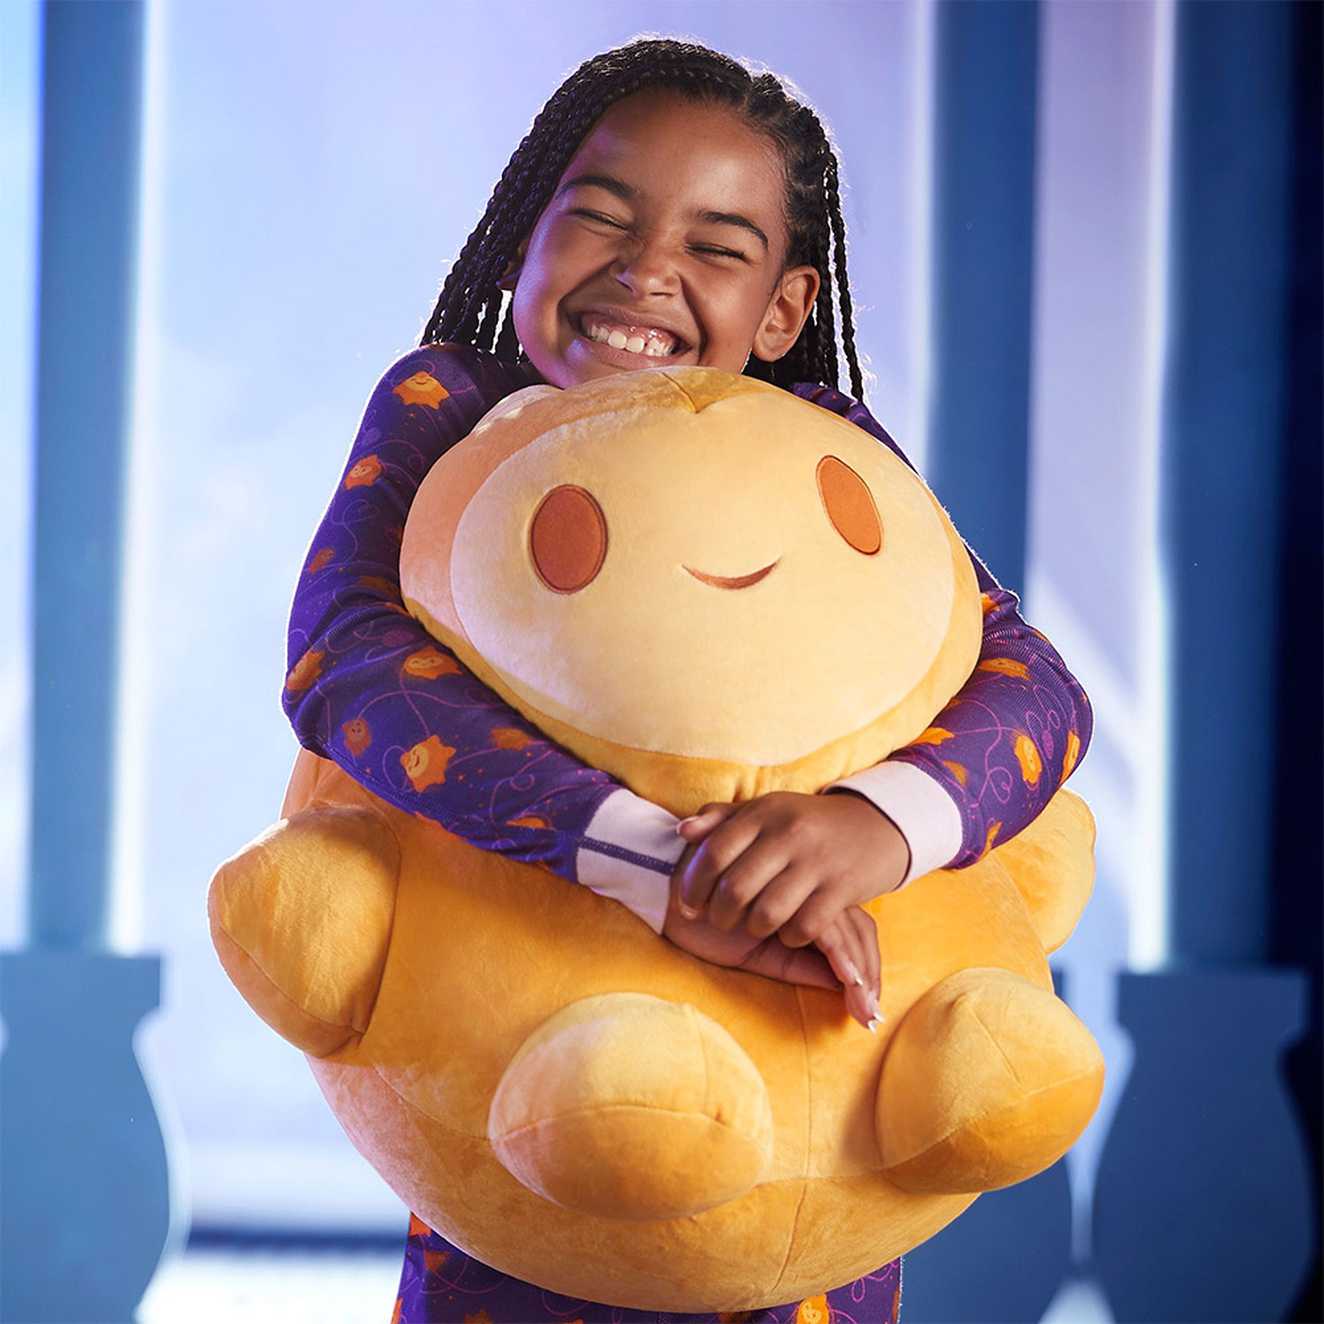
[810,917,875,1029]
[846,906,883,1024]
[739,867,818,941]
[739,934,839,992]
[704,839,792,933]
[676,802,741,842]
[675,813,762,918]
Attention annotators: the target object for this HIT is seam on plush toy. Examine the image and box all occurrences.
[494,1100,759,1142]
[769,986,814,1297]
[883,1066,1104,1171]
[963,997,1026,1089]
[219,931,359,1039]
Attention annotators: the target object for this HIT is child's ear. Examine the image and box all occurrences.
[751,264,821,365]
[497,242,529,293]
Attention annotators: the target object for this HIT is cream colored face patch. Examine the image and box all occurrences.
[446,386,959,765]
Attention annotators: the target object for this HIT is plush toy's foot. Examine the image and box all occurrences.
[207,805,401,1057]
[877,967,1104,1194]
[488,992,773,1220]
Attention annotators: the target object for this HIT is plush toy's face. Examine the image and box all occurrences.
[402,367,979,772]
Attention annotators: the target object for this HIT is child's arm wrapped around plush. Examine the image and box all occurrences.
[282,348,1093,951]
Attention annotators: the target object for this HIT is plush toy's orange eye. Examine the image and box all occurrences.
[817,456,881,555]
[530,485,608,593]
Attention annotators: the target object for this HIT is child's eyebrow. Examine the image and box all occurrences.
[556,172,770,251]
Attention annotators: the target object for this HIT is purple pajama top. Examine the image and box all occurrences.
[281,342,1093,1322]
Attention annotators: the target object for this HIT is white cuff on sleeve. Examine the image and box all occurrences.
[576,788,685,935]
[827,760,964,888]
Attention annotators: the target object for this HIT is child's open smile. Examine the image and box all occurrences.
[508,89,820,389]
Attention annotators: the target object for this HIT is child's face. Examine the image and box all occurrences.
[509,90,820,390]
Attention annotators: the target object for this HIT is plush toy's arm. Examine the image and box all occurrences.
[793,383,1095,887]
[282,344,680,933]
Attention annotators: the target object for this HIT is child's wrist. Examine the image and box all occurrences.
[825,788,912,893]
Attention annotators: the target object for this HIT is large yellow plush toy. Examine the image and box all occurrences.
[209,367,1103,1313]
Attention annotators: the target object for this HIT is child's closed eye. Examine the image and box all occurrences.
[571,211,746,262]
[572,208,629,229]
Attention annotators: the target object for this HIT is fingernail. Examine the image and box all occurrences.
[868,991,883,1018]
[844,959,864,987]
[678,901,701,920]
[866,1016,880,1035]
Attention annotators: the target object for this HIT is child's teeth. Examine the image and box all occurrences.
[583,319,681,355]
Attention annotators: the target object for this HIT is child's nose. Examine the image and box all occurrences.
[612,236,681,295]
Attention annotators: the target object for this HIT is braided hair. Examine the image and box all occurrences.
[419,37,866,401]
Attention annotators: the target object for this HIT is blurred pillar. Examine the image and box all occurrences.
[925,0,1039,592]
[1093,3,1314,1320]
[0,4,179,1321]
[1161,3,1290,969]
[902,6,1069,1316]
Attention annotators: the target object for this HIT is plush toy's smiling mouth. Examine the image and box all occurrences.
[684,559,780,590]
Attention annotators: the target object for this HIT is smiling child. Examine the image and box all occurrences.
[282,37,1093,1324]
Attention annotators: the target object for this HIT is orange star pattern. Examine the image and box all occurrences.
[344,454,382,489]
[402,735,456,791]
[1062,727,1082,778]
[342,717,372,756]
[1014,732,1043,786]
[393,370,450,409]
[284,648,324,692]
[977,657,1031,681]
[795,1295,831,1324]
[403,647,461,680]
[912,725,955,747]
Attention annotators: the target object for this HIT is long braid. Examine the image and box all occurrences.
[823,154,864,401]
[420,38,867,401]
[811,231,840,390]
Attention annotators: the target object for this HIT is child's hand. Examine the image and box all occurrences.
[673,791,908,947]
[662,849,882,1029]
[802,904,883,1030]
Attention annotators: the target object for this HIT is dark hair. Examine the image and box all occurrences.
[419,37,865,401]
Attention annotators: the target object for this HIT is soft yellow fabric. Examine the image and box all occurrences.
[208,366,1103,1312]
[402,368,982,798]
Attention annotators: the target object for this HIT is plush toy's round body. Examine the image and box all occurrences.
[210,367,1102,1312]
